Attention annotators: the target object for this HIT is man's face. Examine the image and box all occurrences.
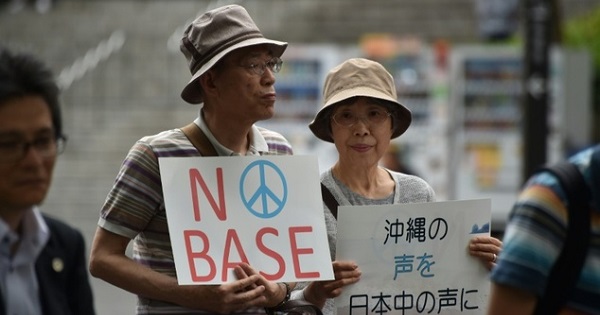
[0,96,56,212]
[207,45,279,124]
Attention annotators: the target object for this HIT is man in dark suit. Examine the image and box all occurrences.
[0,46,95,314]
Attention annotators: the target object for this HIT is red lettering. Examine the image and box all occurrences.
[222,229,250,282]
[183,230,216,282]
[256,227,285,280]
[189,168,226,222]
[289,226,319,279]
[184,226,321,283]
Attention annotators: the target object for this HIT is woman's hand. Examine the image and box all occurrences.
[304,260,361,308]
[469,236,503,271]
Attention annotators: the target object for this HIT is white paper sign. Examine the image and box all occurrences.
[159,155,334,285]
[335,199,491,314]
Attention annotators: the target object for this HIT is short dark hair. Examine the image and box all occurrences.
[0,46,63,139]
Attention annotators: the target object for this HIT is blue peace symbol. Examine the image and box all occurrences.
[239,160,288,218]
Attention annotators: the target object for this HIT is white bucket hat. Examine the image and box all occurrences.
[309,58,412,142]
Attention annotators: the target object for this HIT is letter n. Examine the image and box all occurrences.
[189,168,226,222]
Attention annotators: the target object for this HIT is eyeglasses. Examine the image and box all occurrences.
[0,135,67,164]
[332,108,391,128]
[240,57,283,76]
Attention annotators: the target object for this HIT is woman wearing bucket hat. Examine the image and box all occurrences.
[89,5,301,314]
[294,58,502,314]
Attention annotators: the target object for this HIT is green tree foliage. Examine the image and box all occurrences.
[564,6,600,71]
[564,6,600,141]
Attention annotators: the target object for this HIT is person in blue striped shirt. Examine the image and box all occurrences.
[488,144,600,314]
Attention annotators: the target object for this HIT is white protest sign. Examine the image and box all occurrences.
[335,199,491,314]
[159,155,334,285]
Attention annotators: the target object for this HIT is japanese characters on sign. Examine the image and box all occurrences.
[336,199,491,314]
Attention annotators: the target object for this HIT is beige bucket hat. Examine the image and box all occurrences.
[180,4,288,104]
[309,58,412,142]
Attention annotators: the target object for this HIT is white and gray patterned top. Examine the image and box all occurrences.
[295,167,436,315]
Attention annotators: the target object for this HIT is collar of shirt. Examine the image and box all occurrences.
[0,207,50,266]
[0,220,18,257]
[0,207,49,315]
[194,112,269,156]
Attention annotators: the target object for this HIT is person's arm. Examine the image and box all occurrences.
[89,227,272,313]
[487,282,537,315]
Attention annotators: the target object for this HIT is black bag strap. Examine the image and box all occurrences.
[267,300,324,315]
[533,161,591,315]
[321,183,339,219]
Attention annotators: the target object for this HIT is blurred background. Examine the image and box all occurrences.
[1,0,600,313]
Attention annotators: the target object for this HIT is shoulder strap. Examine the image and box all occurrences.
[533,161,591,315]
[321,183,339,219]
[180,123,218,157]
[591,146,600,208]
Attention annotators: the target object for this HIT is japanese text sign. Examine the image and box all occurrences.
[335,199,491,314]
[159,155,334,285]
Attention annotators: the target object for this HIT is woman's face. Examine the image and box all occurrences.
[329,97,393,168]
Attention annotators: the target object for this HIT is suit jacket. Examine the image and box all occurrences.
[0,214,96,315]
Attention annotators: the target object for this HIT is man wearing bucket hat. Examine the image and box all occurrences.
[293,58,502,314]
[89,5,295,314]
